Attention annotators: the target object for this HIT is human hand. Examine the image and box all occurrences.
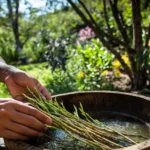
[4,69,51,101]
[0,99,52,140]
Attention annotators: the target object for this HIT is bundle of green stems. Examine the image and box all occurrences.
[24,90,137,150]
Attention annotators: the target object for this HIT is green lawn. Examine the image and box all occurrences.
[0,62,52,98]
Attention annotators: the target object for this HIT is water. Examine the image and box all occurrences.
[31,111,150,150]
[89,111,150,143]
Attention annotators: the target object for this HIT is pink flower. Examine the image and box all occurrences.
[79,26,95,41]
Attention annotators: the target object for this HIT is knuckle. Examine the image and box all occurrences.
[31,131,42,137]
[7,101,20,108]
[27,107,36,115]
[32,77,38,84]
[0,108,10,117]
[8,101,17,105]
[1,129,28,140]
[0,127,5,136]
[3,133,10,139]
[4,131,15,139]
[38,124,46,131]
[42,116,48,123]
[26,116,36,126]
[13,134,28,140]
[26,116,45,130]
[20,128,40,137]
[42,115,52,125]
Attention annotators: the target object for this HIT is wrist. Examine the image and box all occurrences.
[0,62,18,83]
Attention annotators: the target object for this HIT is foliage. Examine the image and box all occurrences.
[18,63,52,87]
[0,83,11,97]
[65,0,150,89]
[0,62,75,96]
[46,69,77,95]
[0,0,51,62]
[0,28,17,63]
[44,35,69,71]
[112,52,131,77]
[67,39,114,91]
[1,0,150,91]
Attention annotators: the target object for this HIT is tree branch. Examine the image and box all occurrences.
[102,0,111,33]
[7,0,22,51]
[67,0,133,79]
[67,0,95,30]
[7,0,14,26]
[68,0,122,46]
[78,0,99,29]
[22,24,36,47]
[109,0,137,73]
[15,0,19,21]
[109,0,129,45]
[119,10,127,31]
[22,37,30,47]
[131,0,143,51]
[104,43,133,79]
[145,24,150,49]
[68,0,134,54]
[14,0,19,40]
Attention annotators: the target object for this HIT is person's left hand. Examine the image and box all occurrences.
[4,70,51,101]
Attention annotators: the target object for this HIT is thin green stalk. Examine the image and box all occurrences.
[23,88,138,150]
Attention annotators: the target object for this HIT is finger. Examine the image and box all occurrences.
[10,110,48,131]
[3,129,29,140]
[6,121,44,137]
[41,87,51,100]
[13,103,52,125]
[36,83,51,100]
[14,95,29,102]
[0,98,13,103]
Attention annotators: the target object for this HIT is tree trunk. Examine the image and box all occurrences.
[67,0,148,90]
[67,0,133,81]
[7,0,22,54]
[131,0,145,90]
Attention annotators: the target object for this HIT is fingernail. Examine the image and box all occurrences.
[46,118,52,125]
[44,126,47,131]
[42,95,46,100]
[39,132,43,137]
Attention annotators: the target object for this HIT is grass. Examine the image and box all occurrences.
[0,62,123,98]
[18,62,52,86]
[0,83,10,97]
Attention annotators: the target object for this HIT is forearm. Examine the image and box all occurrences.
[0,58,18,83]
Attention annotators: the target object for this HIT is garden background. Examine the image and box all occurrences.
[0,0,150,97]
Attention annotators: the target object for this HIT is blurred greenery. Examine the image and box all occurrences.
[0,62,52,97]
[0,0,150,95]
[0,38,118,97]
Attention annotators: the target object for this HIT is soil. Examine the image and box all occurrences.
[105,71,131,91]
[105,71,150,97]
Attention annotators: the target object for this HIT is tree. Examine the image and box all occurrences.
[64,0,150,90]
[0,0,41,61]
[7,0,22,53]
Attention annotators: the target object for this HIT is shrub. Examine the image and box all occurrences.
[67,39,114,91]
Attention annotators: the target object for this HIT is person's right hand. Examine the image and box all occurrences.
[0,99,52,140]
